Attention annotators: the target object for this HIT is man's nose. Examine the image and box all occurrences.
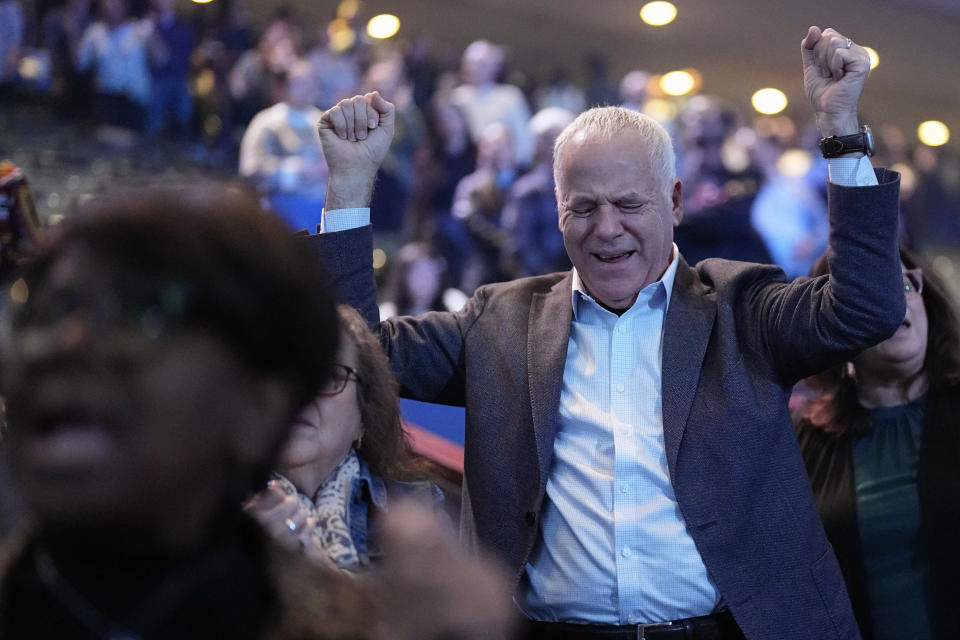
[591,203,623,240]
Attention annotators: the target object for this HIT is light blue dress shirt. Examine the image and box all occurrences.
[518,247,722,624]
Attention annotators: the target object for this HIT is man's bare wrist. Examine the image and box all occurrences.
[325,174,376,210]
[817,113,860,138]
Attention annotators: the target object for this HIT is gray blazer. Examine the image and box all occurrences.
[309,170,903,639]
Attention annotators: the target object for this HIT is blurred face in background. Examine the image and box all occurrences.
[286,63,318,111]
[151,0,175,16]
[461,41,503,86]
[364,59,404,101]
[100,0,127,26]
[619,70,649,106]
[477,123,515,172]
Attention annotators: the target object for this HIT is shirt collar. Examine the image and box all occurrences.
[355,457,388,510]
[571,243,680,320]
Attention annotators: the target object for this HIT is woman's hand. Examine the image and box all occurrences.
[244,478,317,551]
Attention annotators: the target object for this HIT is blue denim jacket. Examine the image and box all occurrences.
[349,458,446,565]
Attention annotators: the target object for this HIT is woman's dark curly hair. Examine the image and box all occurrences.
[337,304,425,480]
[797,245,960,436]
[3,183,341,490]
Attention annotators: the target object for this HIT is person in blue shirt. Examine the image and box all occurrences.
[145,0,195,136]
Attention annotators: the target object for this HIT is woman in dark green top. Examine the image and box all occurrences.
[794,246,960,640]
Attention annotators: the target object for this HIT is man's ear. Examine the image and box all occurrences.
[229,376,297,467]
[671,179,683,227]
[555,186,563,232]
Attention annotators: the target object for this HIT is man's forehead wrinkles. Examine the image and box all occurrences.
[564,189,652,202]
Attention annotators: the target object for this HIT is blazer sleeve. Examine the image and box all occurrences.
[304,226,479,406]
[304,225,380,326]
[742,169,906,382]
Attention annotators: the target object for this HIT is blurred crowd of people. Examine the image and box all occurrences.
[2,0,959,312]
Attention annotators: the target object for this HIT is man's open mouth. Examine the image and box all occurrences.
[593,251,634,263]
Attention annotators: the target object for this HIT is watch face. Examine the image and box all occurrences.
[863,127,875,156]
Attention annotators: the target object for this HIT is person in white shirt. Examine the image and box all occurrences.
[451,40,534,168]
[239,60,327,232]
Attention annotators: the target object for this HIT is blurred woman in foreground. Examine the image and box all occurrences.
[0,185,510,640]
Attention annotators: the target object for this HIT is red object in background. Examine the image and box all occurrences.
[404,421,464,480]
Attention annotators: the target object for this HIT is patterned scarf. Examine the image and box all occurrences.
[308,449,362,569]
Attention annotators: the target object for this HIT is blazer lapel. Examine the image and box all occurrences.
[528,274,573,491]
[662,257,716,476]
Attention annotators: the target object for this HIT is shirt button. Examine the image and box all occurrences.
[619,483,629,494]
[616,384,625,393]
[621,546,632,558]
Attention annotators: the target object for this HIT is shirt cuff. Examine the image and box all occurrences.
[321,207,370,232]
[827,155,878,187]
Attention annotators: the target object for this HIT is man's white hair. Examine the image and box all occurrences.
[553,107,676,199]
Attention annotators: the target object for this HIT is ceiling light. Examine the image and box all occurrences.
[660,70,695,96]
[776,149,812,177]
[642,98,677,122]
[640,1,677,26]
[751,88,787,115]
[917,120,949,146]
[367,14,400,39]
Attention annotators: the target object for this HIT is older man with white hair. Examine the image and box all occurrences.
[313,26,898,640]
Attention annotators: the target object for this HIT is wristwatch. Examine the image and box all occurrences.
[818,125,874,158]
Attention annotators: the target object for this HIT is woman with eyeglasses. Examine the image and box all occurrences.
[245,304,444,571]
[793,246,960,639]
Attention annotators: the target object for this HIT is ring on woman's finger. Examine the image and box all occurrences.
[843,38,852,49]
[285,518,298,532]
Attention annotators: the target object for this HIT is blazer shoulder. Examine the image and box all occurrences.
[476,271,569,300]
[686,256,789,295]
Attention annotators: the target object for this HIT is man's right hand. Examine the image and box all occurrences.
[318,91,395,210]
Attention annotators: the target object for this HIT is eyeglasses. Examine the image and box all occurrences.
[317,363,362,396]
[903,269,923,295]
